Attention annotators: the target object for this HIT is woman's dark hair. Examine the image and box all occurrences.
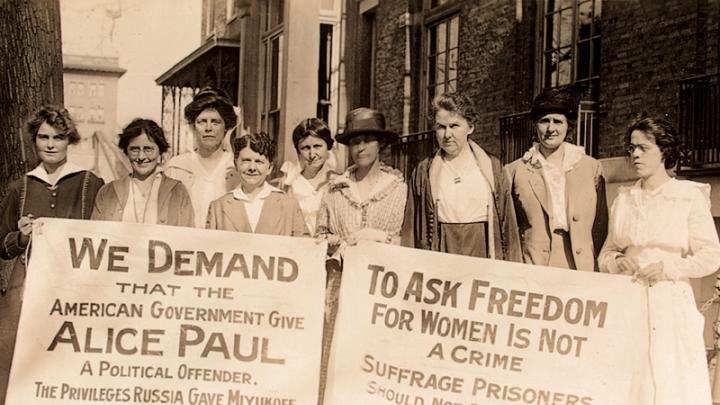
[26,105,80,144]
[530,86,577,142]
[429,92,479,126]
[184,86,237,130]
[118,118,169,155]
[231,131,277,162]
[292,118,334,151]
[625,114,682,169]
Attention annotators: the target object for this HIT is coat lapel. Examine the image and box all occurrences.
[525,162,552,216]
[221,197,253,232]
[111,176,131,213]
[156,175,175,215]
[254,193,283,234]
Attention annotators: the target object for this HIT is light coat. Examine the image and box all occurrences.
[205,190,310,237]
[91,174,194,227]
[505,148,608,271]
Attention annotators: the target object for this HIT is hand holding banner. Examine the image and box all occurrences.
[7,218,326,404]
[324,242,646,405]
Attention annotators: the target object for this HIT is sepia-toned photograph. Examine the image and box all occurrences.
[1,0,720,404]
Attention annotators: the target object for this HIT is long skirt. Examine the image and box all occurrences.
[629,281,711,404]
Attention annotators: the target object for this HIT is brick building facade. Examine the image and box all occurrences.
[344,0,720,351]
[346,0,720,169]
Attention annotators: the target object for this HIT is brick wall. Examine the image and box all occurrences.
[366,0,535,157]
[457,0,535,156]
[363,0,720,160]
[372,0,409,137]
[597,0,703,159]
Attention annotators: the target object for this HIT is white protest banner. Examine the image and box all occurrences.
[324,242,647,405]
[7,218,326,404]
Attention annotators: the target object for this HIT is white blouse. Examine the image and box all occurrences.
[280,154,337,234]
[599,179,720,280]
[435,146,489,223]
[164,151,236,228]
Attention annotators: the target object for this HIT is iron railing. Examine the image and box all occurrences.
[391,130,436,182]
[500,112,535,165]
[679,73,720,170]
[499,101,597,164]
[577,101,598,157]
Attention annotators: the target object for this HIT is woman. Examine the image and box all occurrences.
[316,107,407,253]
[276,118,338,234]
[315,108,407,401]
[0,105,104,401]
[599,115,720,404]
[403,92,521,261]
[165,87,239,228]
[506,87,608,271]
[206,131,309,237]
[92,118,194,226]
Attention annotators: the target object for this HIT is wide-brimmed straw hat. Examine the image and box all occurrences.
[336,107,399,145]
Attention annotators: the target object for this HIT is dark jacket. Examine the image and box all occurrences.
[402,141,522,262]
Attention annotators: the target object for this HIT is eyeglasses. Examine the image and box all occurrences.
[128,146,159,157]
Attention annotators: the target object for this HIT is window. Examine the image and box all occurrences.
[89,84,97,97]
[88,107,97,122]
[263,0,284,31]
[541,0,601,94]
[68,82,76,96]
[96,106,104,123]
[425,14,459,111]
[260,0,284,146]
[317,24,333,123]
[77,83,85,96]
[262,34,283,142]
[98,83,105,97]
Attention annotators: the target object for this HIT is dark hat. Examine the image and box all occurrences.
[530,87,578,121]
[336,107,399,145]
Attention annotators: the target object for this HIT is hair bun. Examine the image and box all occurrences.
[193,86,231,102]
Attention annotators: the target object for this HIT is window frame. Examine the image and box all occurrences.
[259,0,285,145]
[420,2,461,130]
[536,0,601,95]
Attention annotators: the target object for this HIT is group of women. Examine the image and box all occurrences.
[0,85,719,404]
